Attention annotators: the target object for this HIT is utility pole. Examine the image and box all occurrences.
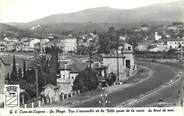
[116,32,119,84]
[89,51,92,70]
[89,43,93,71]
[35,66,39,102]
[34,48,39,103]
[180,46,183,106]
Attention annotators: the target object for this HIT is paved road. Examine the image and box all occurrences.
[74,61,181,107]
[132,62,183,107]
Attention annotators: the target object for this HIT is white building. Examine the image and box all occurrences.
[19,38,44,52]
[20,39,33,52]
[41,84,60,103]
[148,39,184,52]
[30,38,40,48]
[154,39,184,50]
[102,43,135,81]
[3,37,18,43]
[155,32,162,41]
[40,39,50,53]
[166,39,184,49]
[6,42,16,51]
[57,62,84,94]
[60,38,77,53]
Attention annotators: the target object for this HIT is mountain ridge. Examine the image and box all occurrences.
[25,0,183,25]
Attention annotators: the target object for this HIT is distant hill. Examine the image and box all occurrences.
[0,23,23,33]
[27,1,183,25]
[26,23,138,34]
[0,23,35,39]
[7,0,184,34]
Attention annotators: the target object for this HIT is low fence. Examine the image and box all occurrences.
[21,90,81,108]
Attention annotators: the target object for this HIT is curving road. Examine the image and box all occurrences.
[133,62,183,107]
[74,61,181,107]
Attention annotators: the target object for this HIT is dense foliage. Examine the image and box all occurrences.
[106,72,116,86]
[6,46,60,103]
[72,68,98,92]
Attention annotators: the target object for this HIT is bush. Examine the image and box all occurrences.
[106,72,116,86]
[72,68,98,92]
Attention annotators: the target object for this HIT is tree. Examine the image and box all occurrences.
[11,55,17,82]
[107,27,119,49]
[117,28,126,35]
[26,68,36,83]
[98,32,111,54]
[98,27,123,54]
[48,46,59,85]
[167,49,177,55]
[77,45,88,55]
[17,67,22,81]
[5,72,10,84]
[73,68,98,92]
[37,55,50,91]
[106,72,116,86]
[23,60,26,79]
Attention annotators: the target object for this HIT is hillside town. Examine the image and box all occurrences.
[0,21,184,108]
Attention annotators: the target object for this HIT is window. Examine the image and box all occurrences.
[128,46,131,51]
[126,60,131,69]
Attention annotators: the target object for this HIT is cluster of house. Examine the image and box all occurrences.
[0,37,49,52]
[0,35,78,53]
[77,32,99,47]
[148,39,184,52]
[133,24,149,33]
[0,32,100,54]
[45,43,136,96]
[54,34,77,53]
[0,32,136,104]
[136,32,184,52]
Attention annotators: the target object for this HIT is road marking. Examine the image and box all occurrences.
[117,74,181,107]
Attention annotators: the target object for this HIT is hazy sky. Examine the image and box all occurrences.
[0,0,179,23]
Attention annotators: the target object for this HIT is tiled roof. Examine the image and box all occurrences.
[43,84,59,89]
[67,63,83,73]
[59,58,87,73]
[102,53,126,58]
